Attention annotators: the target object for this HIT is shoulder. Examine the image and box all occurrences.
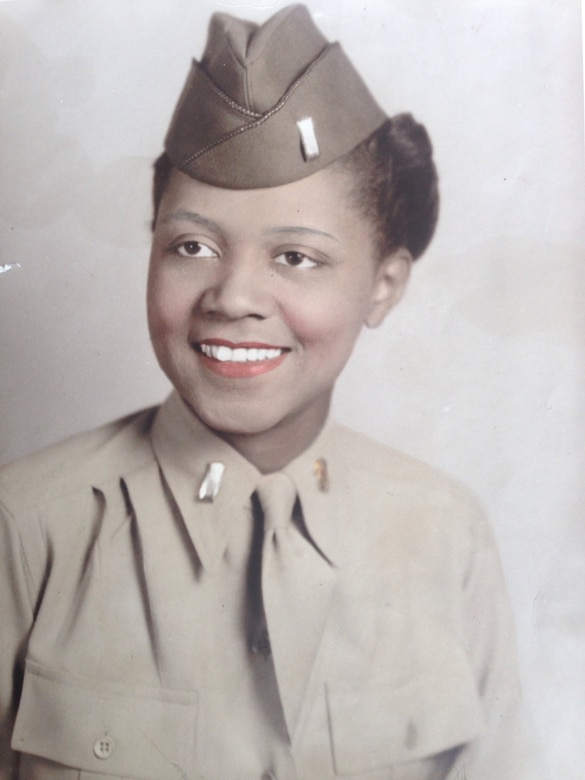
[0,406,159,518]
[327,423,489,538]
[330,424,477,500]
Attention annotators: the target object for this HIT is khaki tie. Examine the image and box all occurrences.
[256,472,335,740]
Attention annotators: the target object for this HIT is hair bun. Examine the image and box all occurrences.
[341,114,439,260]
[386,114,439,259]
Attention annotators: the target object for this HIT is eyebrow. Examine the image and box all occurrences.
[267,226,339,243]
[158,209,221,232]
[159,210,339,243]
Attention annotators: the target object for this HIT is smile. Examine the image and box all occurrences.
[195,340,289,378]
[199,343,285,363]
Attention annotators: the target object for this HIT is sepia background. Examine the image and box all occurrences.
[1,0,583,775]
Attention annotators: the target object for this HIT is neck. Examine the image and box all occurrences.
[216,397,331,474]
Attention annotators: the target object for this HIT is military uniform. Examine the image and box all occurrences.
[1,5,545,778]
[0,392,544,779]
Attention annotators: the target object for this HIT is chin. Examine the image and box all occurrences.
[182,395,282,438]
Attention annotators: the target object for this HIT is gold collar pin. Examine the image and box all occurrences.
[313,457,329,492]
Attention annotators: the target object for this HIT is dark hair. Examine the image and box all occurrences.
[152,153,174,232]
[335,115,439,260]
[151,114,438,260]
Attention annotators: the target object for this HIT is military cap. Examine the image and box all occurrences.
[164,4,387,189]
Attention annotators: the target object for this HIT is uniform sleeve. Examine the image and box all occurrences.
[0,499,43,780]
[449,505,549,779]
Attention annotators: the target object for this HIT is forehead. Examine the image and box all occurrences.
[156,166,363,238]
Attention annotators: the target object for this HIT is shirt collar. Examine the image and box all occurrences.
[151,392,348,571]
[282,424,350,568]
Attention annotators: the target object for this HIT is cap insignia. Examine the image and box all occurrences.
[297,116,320,161]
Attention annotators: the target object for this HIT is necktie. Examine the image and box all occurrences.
[255,472,335,740]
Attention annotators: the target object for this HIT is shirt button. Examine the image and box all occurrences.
[93,735,115,759]
[250,628,272,660]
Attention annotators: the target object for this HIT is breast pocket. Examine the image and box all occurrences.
[326,664,484,778]
[12,660,198,780]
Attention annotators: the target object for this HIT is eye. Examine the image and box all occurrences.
[274,250,319,269]
[174,240,217,258]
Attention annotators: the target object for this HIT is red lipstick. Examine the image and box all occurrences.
[194,339,289,379]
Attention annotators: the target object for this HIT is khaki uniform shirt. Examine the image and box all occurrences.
[0,393,545,779]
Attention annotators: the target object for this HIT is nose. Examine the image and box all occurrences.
[197,252,273,321]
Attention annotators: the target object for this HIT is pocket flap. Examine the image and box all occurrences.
[12,661,198,780]
[327,664,484,775]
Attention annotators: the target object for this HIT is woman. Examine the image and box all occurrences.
[0,5,544,778]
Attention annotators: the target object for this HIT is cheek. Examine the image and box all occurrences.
[282,287,368,356]
[147,265,193,338]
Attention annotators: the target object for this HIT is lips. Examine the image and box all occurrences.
[194,339,290,378]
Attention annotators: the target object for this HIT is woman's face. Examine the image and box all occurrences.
[147,166,410,441]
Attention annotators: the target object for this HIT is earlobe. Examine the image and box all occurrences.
[365,248,412,329]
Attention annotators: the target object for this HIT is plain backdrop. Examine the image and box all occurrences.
[1,0,584,776]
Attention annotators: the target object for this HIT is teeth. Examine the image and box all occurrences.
[200,344,284,362]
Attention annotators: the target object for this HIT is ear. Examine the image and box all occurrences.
[365,248,412,328]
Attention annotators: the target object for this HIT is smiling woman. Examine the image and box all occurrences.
[146,166,411,467]
[0,3,561,779]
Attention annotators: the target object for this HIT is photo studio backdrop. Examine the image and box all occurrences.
[1,1,583,776]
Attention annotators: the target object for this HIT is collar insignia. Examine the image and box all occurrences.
[197,462,225,502]
[313,457,329,492]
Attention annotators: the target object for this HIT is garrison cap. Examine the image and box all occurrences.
[164,4,387,189]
